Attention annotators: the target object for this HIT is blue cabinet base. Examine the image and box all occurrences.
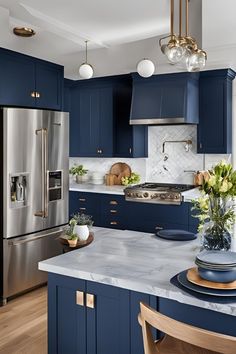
[48,273,236,354]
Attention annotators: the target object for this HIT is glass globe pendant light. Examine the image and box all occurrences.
[79,41,94,79]
[137,58,155,78]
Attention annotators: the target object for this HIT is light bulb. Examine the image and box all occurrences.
[186,50,206,72]
[165,44,184,64]
[79,63,94,79]
[137,59,155,78]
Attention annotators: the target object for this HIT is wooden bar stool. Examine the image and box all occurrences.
[138,302,236,354]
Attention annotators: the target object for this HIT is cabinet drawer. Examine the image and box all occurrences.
[101,194,125,212]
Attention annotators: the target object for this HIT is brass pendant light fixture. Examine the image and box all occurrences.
[159,0,207,72]
[79,40,94,79]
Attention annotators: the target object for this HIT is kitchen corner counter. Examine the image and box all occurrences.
[39,227,236,316]
[69,182,201,202]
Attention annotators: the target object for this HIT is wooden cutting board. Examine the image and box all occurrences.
[187,267,236,290]
[110,163,131,185]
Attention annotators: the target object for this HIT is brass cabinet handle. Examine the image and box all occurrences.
[110,210,117,214]
[79,198,86,202]
[79,207,86,211]
[199,142,202,149]
[86,293,95,308]
[110,221,118,225]
[76,291,84,306]
[129,147,132,154]
[100,149,103,154]
[31,91,36,98]
[35,92,41,98]
[155,226,163,230]
[110,200,118,205]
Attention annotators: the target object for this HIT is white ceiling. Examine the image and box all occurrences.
[0,0,234,78]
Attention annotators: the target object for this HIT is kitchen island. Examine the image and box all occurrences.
[39,227,236,354]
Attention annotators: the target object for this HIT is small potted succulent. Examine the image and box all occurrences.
[72,213,94,241]
[65,218,78,247]
[69,164,88,184]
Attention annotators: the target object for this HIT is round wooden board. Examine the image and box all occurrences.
[59,232,94,249]
[110,162,131,177]
[187,267,236,290]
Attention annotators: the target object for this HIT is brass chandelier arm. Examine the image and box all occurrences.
[179,0,182,38]
[170,0,174,38]
[185,0,189,37]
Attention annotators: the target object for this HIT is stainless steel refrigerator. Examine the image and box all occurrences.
[0,107,69,304]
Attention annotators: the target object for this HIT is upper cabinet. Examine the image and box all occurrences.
[197,69,236,154]
[130,72,199,125]
[0,47,63,110]
[69,76,148,158]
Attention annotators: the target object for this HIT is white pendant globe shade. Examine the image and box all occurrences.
[137,59,155,78]
[79,63,94,79]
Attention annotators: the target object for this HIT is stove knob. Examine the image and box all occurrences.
[160,193,166,199]
[136,193,142,198]
[143,192,149,198]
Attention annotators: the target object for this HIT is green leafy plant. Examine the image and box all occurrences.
[72,213,94,227]
[69,164,88,176]
[121,172,141,186]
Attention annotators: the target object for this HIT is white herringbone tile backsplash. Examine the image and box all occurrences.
[70,125,231,184]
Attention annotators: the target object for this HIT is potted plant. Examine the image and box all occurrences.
[192,161,236,251]
[72,213,94,241]
[69,164,88,184]
[65,218,78,247]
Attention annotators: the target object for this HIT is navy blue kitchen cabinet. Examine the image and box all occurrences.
[130,72,199,124]
[70,82,113,157]
[0,47,63,110]
[100,194,126,229]
[69,191,101,226]
[198,69,236,154]
[48,273,130,354]
[70,75,147,158]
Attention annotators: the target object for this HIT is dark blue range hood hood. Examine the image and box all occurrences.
[129,72,199,125]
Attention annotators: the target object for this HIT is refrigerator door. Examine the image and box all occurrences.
[42,110,69,230]
[3,226,64,299]
[3,108,44,238]
[3,108,69,238]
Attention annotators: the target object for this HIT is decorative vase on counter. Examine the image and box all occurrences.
[76,175,89,184]
[74,225,90,241]
[201,196,232,251]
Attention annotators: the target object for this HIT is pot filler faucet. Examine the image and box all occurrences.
[162,139,192,153]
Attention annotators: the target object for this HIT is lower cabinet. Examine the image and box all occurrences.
[69,191,198,233]
[48,273,157,354]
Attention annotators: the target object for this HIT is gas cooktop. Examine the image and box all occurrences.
[124,183,195,205]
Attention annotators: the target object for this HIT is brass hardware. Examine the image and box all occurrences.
[110,221,118,225]
[34,211,44,217]
[76,291,84,306]
[13,27,36,37]
[110,210,117,214]
[129,148,132,154]
[86,293,95,308]
[110,201,118,205]
[31,91,36,98]
[199,142,202,149]
[79,207,86,211]
[35,92,41,98]
[155,226,163,231]
[79,198,86,202]
[97,148,100,154]
[100,149,103,154]
[162,140,192,154]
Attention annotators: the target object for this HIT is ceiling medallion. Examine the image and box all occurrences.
[159,0,207,72]
[79,40,94,79]
[13,27,36,37]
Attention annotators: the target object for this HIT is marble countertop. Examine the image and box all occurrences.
[70,182,201,202]
[39,227,236,316]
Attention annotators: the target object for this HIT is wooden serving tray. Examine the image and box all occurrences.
[59,232,94,250]
[187,267,236,290]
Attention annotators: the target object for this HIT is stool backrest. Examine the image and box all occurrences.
[139,302,236,354]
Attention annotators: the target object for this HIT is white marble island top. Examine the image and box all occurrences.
[39,227,236,317]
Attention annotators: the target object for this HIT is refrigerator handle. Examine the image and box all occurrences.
[34,128,48,218]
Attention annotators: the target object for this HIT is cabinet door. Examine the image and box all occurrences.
[48,273,86,354]
[35,61,63,110]
[98,87,113,157]
[69,191,101,225]
[0,48,36,107]
[86,281,130,354]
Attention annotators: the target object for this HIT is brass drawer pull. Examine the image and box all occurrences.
[31,91,36,98]
[79,198,86,202]
[155,226,163,231]
[76,291,84,306]
[110,201,118,205]
[35,92,41,98]
[86,293,95,308]
[79,207,86,211]
[110,210,117,214]
[110,221,118,225]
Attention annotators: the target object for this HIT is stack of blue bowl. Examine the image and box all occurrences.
[195,251,236,283]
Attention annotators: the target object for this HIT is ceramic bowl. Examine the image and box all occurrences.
[198,266,236,283]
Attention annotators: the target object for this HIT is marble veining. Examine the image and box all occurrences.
[39,227,236,316]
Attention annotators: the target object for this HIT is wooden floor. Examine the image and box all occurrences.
[0,287,47,354]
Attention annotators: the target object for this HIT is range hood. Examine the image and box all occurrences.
[129,72,199,125]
